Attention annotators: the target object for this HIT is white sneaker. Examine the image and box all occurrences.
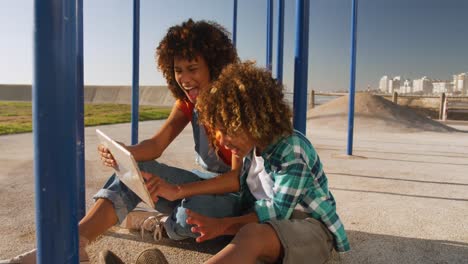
[140,214,168,241]
[121,207,168,241]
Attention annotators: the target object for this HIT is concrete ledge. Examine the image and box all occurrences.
[0,84,175,107]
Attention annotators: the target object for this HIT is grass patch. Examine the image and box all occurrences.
[0,101,171,135]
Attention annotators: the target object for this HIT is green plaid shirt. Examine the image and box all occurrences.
[239,130,350,252]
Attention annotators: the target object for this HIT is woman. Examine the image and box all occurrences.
[87,18,242,243]
[4,19,241,264]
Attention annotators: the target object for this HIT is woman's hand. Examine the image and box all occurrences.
[186,209,229,243]
[97,144,117,167]
[141,172,182,202]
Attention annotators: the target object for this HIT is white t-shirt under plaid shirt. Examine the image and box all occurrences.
[239,130,350,252]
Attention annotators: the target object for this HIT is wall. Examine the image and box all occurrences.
[0,84,175,107]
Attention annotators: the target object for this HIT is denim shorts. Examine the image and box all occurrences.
[93,160,241,240]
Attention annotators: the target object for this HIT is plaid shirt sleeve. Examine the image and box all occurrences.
[254,142,312,222]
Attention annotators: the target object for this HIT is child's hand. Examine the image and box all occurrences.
[141,172,181,202]
[186,209,228,243]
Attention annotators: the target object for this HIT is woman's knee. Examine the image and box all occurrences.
[137,160,159,171]
[180,195,240,218]
[138,161,201,185]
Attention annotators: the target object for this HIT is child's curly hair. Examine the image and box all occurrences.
[156,19,239,100]
[197,62,293,151]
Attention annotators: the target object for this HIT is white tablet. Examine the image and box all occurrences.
[96,129,155,208]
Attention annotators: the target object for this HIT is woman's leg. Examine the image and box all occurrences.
[165,193,240,240]
[138,161,202,214]
[79,198,118,242]
[206,223,282,264]
[85,172,144,230]
[77,173,141,261]
[138,161,241,240]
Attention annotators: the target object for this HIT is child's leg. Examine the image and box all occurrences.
[266,218,333,264]
[207,217,334,264]
[206,223,282,264]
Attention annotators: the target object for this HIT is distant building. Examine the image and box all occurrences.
[432,81,453,94]
[379,75,401,93]
[412,76,432,94]
[400,79,412,94]
[379,76,389,93]
[452,73,468,95]
[390,76,401,93]
[379,72,467,95]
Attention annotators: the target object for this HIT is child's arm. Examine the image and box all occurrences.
[186,210,259,243]
[179,163,241,196]
[144,154,242,201]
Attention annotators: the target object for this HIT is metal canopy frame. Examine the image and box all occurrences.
[33,0,357,262]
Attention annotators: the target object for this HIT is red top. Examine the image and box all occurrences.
[175,99,232,166]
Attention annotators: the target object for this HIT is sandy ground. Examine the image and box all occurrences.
[1,95,468,263]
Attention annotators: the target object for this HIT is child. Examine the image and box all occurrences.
[146,61,350,263]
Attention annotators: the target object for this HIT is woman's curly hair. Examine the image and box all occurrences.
[156,19,239,100]
[197,62,293,151]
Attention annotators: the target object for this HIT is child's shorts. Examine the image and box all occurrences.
[267,214,334,264]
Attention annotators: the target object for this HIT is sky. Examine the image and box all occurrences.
[0,0,467,92]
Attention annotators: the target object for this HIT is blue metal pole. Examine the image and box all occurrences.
[347,0,358,155]
[276,0,284,83]
[131,0,140,145]
[233,0,238,47]
[292,0,310,134]
[76,0,85,220]
[266,0,273,71]
[34,0,79,263]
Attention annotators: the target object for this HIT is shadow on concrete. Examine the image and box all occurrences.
[315,137,468,148]
[355,148,468,159]
[328,172,468,186]
[453,128,468,133]
[364,156,468,166]
[105,230,231,255]
[307,112,456,133]
[328,230,468,264]
[331,188,468,202]
[104,228,468,264]
[323,147,468,166]
[317,145,468,158]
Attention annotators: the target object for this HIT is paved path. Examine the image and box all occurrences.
[1,120,467,263]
